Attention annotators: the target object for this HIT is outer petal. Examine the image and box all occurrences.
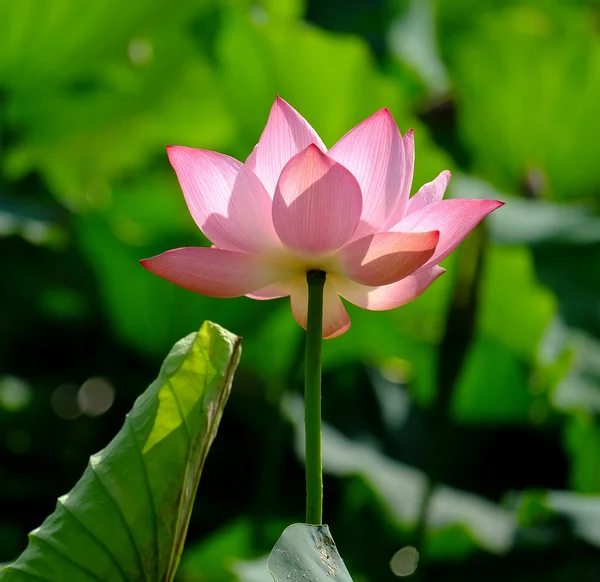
[327,109,405,239]
[331,266,445,311]
[406,170,451,216]
[290,279,351,339]
[335,231,439,286]
[245,96,327,197]
[390,199,504,267]
[167,146,279,253]
[273,145,362,255]
[140,247,282,298]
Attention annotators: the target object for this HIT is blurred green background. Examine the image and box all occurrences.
[2,0,600,579]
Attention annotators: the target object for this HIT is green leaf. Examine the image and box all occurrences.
[268,524,353,581]
[441,2,600,201]
[452,336,534,423]
[516,489,600,548]
[0,321,241,582]
[565,415,600,493]
[478,244,555,361]
[2,1,232,211]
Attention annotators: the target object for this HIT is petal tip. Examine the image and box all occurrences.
[139,256,159,273]
[324,319,351,339]
[485,199,505,212]
[166,144,187,163]
[370,108,398,128]
[432,229,441,243]
[376,107,393,118]
[274,94,294,111]
[300,142,328,161]
[440,170,452,188]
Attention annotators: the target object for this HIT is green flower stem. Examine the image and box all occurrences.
[305,269,326,525]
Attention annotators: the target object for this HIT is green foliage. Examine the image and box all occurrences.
[2,0,600,579]
[0,322,241,581]
[177,519,261,582]
[438,0,600,203]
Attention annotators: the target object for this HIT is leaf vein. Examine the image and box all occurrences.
[166,377,192,444]
[29,534,101,581]
[58,498,129,582]
[4,565,53,582]
[162,376,194,581]
[126,416,159,579]
[89,462,149,582]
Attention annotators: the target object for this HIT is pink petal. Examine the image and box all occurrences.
[406,170,451,216]
[382,129,415,229]
[246,280,294,300]
[332,266,446,310]
[245,96,327,197]
[327,109,405,239]
[167,146,279,253]
[402,130,415,198]
[391,199,504,267]
[272,145,362,255]
[140,247,281,298]
[290,279,351,339]
[335,231,440,286]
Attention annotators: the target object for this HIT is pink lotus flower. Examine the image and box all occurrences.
[141,97,502,338]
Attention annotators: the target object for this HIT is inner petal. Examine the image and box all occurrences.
[272,145,362,255]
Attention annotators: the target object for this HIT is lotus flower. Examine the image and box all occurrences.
[141,97,502,338]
